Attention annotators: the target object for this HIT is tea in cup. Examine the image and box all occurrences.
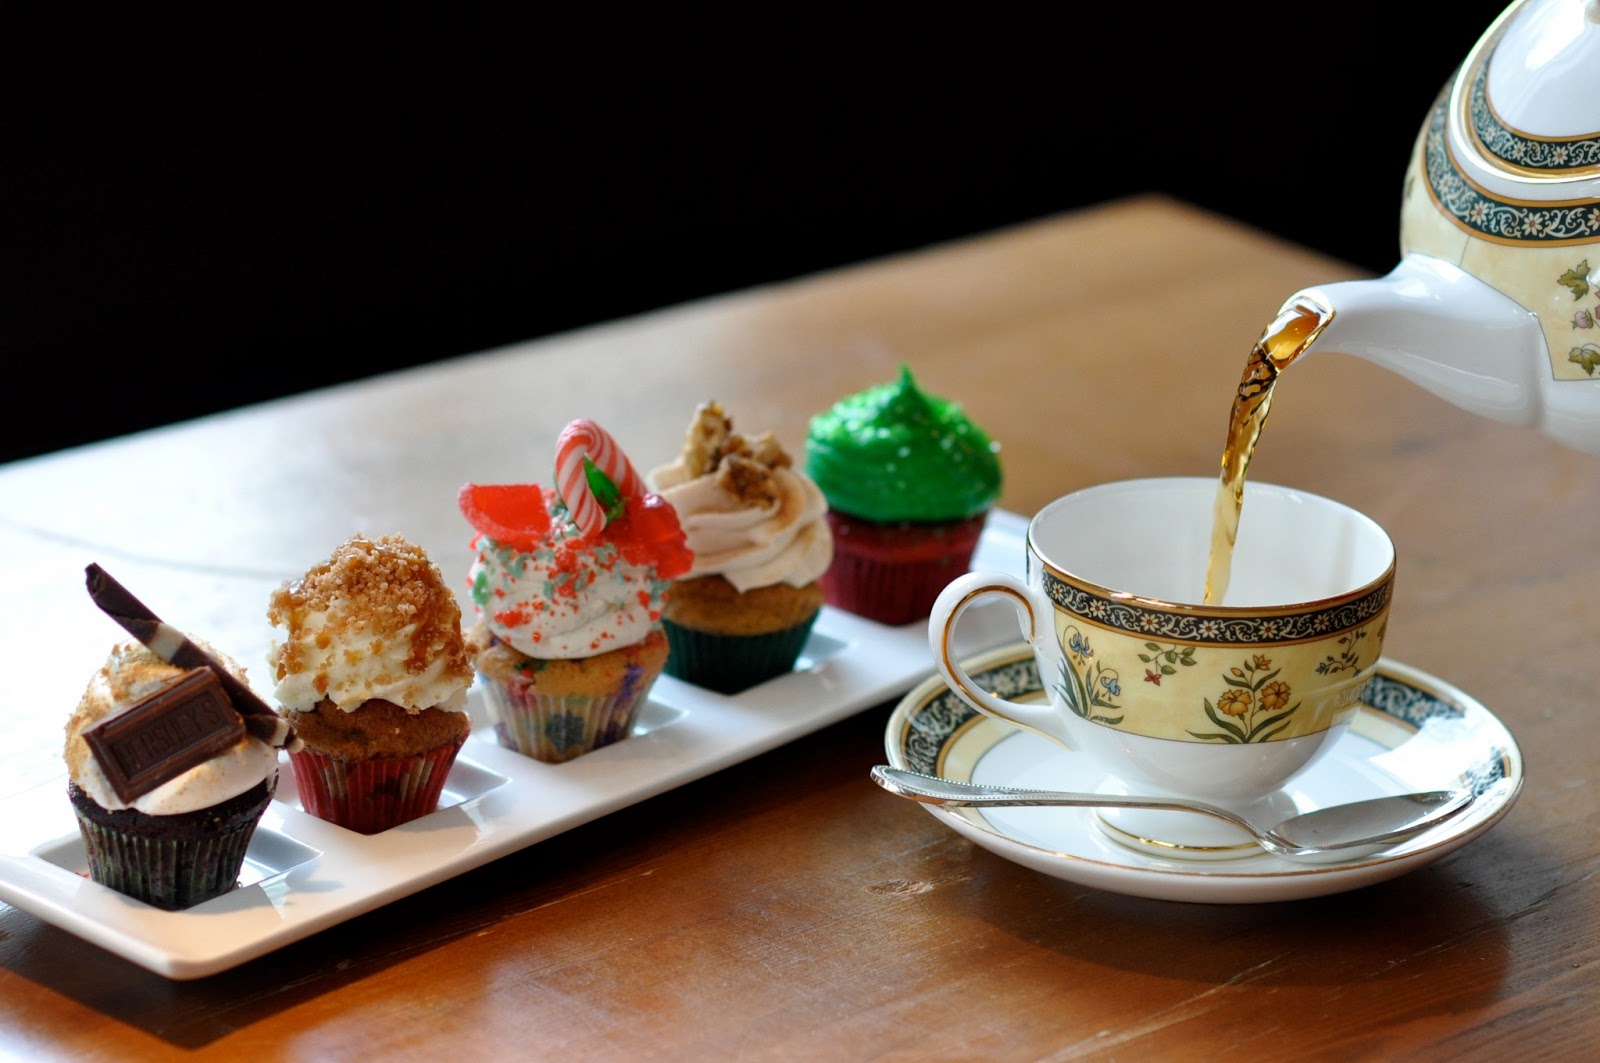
[927,476,1396,858]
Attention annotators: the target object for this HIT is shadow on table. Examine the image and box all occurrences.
[0,807,636,1051]
[935,823,1546,998]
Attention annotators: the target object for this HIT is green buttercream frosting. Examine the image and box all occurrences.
[804,364,1002,522]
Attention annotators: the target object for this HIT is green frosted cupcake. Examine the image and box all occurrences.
[805,365,1002,625]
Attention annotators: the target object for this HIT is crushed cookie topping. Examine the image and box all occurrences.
[268,534,473,685]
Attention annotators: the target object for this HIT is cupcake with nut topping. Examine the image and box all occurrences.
[267,533,475,834]
[460,419,692,762]
[648,400,832,693]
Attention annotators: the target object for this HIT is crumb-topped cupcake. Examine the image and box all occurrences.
[647,400,832,693]
[460,418,692,762]
[267,533,475,834]
[67,565,293,910]
[805,365,1002,625]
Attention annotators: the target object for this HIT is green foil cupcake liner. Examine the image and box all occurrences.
[477,666,662,764]
[69,779,275,911]
[662,613,819,694]
[288,736,466,835]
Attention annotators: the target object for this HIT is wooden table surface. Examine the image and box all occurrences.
[2,194,1595,1061]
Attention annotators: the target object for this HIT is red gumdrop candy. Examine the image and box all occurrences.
[457,483,552,552]
[608,492,693,578]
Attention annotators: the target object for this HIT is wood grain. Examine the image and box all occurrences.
[3,194,1596,1061]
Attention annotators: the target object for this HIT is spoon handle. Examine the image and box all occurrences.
[871,766,1474,864]
[870,765,1242,823]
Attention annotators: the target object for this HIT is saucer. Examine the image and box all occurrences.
[883,644,1523,904]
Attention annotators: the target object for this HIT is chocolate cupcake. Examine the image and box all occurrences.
[66,566,293,910]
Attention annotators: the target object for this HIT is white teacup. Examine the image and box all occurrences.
[928,477,1396,858]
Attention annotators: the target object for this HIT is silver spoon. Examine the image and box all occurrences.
[870,765,1474,863]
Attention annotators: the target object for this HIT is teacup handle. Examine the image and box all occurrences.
[927,571,1074,749]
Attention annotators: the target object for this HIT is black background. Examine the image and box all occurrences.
[3,9,1512,464]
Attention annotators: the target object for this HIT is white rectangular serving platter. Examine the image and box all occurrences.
[0,511,1028,980]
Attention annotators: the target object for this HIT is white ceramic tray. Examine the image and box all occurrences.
[0,511,1029,980]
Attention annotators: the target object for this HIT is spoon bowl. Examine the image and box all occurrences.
[870,766,1474,864]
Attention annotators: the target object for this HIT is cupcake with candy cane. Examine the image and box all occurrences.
[458,419,692,763]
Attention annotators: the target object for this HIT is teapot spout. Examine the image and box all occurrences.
[1291,254,1546,431]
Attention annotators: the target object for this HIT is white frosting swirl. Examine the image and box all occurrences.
[649,463,832,593]
[65,640,280,815]
[266,533,475,715]
[467,506,670,659]
[267,611,471,714]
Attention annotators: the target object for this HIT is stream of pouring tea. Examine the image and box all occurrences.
[1203,296,1334,605]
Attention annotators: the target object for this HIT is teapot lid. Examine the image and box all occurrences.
[1448,0,1600,198]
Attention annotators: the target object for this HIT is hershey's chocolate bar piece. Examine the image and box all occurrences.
[82,668,246,804]
[84,563,296,749]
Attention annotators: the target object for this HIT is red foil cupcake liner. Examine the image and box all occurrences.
[288,736,466,835]
[820,510,988,625]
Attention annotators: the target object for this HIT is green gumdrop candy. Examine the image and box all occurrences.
[583,456,626,524]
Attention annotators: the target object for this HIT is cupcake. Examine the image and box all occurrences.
[459,418,692,762]
[266,533,475,834]
[804,364,1002,625]
[647,400,833,693]
[66,565,293,910]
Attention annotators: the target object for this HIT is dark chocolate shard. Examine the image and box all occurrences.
[84,563,297,750]
[82,667,247,804]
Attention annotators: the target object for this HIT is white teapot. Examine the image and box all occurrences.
[1287,0,1600,451]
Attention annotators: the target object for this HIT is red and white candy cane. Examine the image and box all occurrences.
[554,419,646,537]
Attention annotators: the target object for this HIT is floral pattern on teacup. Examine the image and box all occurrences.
[1056,617,1382,742]
[1190,652,1301,744]
[1041,571,1391,644]
[1054,625,1124,726]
